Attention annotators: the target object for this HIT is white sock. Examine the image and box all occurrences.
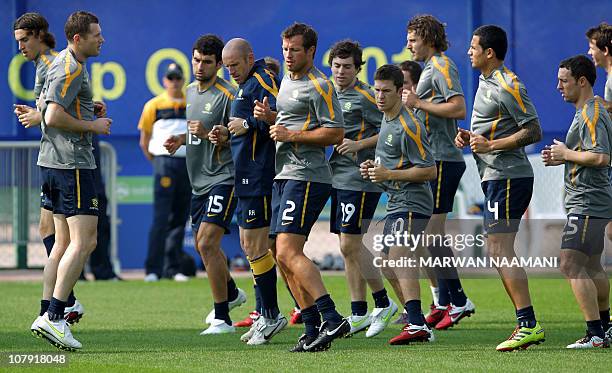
[430,286,440,307]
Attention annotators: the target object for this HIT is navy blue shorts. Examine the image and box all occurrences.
[330,189,381,234]
[270,180,331,238]
[40,167,99,218]
[40,185,53,211]
[481,177,533,234]
[236,195,272,229]
[429,161,466,214]
[191,184,237,235]
[381,211,431,254]
[561,214,610,256]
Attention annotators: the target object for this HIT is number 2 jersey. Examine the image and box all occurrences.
[274,66,344,183]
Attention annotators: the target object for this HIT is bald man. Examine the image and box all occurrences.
[214,38,286,345]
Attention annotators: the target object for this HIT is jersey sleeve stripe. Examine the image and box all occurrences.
[356,118,366,140]
[60,53,82,98]
[432,55,453,89]
[354,85,376,105]
[263,69,276,81]
[395,153,404,169]
[215,82,235,100]
[399,112,426,159]
[581,101,600,147]
[253,72,278,97]
[301,112,311,131]
[489,110,502,140]
[40,54,52,67]
[307,73,335,120]
[494,68,526,113]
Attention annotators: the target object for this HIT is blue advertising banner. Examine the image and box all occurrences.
[5,0,609,138]
[2,0,609,268]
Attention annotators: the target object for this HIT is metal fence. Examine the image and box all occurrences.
[0,141,119,270]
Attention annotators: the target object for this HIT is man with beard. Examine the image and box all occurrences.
[164,34,245,335]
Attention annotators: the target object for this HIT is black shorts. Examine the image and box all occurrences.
[330,189,381,234]
[429,161,466,214]
[191,184,237,235]
[381,211,431,254]
[236,195,272,229]
[481,177,533,234]
[40,167,99,217]
[561,214,610,256]
[270,180,331,238]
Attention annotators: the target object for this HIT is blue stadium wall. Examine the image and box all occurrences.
[2,0,610,269]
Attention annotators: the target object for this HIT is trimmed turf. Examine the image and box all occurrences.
[1,275,610,372]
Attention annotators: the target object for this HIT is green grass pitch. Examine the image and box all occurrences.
[1,274,610,372]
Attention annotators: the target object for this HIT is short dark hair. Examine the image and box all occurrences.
[399,60,422,85]
[374,64,404,90]
[192,34,224,64]
[328,39,363,70]
[281,22,318,54]
[407,14,449,52]
[264,56,281,75]
[559,55,596,87]
[64,11,99,42]
[13,12,56,49]
[586,22,612,53]
[473,25,507,60]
